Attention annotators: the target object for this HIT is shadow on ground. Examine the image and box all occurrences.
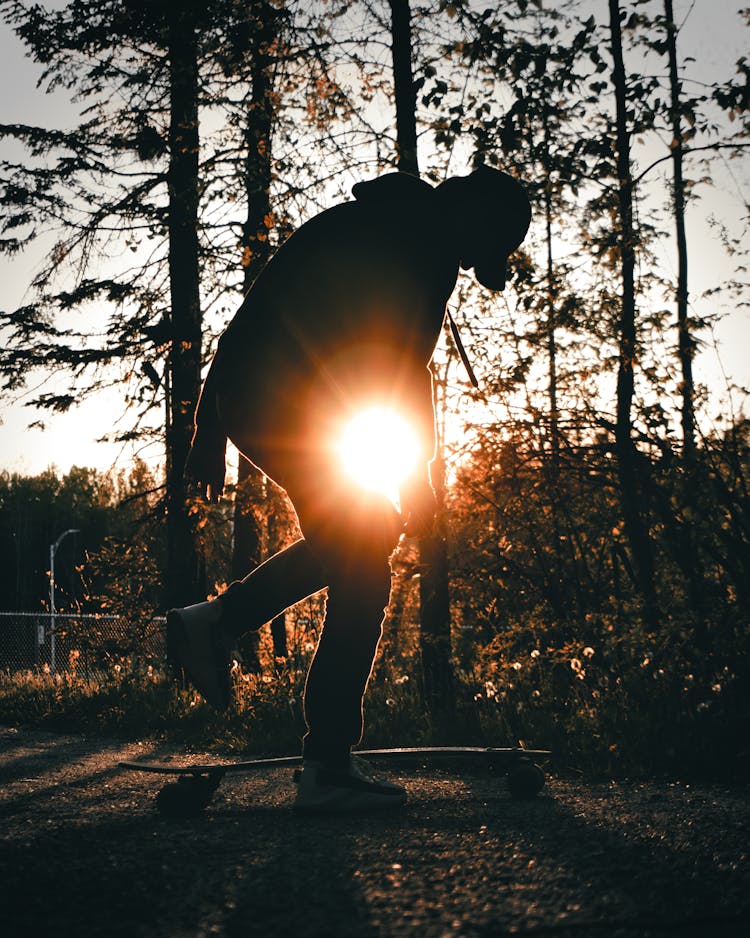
[1,727,748,937]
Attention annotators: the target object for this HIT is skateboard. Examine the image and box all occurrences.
[120,746,551,818]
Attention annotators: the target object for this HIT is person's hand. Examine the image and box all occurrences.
[185,434,226,504]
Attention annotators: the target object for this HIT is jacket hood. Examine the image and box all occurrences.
[352,172,434,204]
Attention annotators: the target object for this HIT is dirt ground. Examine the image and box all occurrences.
[1,725,748,937]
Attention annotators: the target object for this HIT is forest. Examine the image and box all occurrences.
[0,0,749,778]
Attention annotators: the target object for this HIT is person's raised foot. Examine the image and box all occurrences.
[166,601,232,711]
[293,755,407,814]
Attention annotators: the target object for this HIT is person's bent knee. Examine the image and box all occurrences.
[328,557,391,610]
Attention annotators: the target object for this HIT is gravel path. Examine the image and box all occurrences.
[1,726,748,937]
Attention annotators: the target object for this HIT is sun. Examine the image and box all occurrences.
[335,406,420,505]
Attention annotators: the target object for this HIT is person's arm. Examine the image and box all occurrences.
[399,365,438,537]
[185,355,228,503]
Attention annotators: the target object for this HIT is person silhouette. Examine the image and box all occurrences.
[167,165,531,813]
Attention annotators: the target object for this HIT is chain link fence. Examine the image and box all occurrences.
[0,611,166,678]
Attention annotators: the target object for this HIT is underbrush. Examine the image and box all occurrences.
[465,617,750,782]
[0,664,306,754]
[1,634,748,781]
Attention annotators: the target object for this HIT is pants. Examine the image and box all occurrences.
[216,423,402,767]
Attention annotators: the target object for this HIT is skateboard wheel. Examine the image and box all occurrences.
[507,760,545,799]
[156,776,216,818]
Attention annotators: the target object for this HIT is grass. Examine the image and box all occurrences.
[1,641,748,781]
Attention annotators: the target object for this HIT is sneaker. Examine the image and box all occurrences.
[293,755,407,814]
[166,601,232,711]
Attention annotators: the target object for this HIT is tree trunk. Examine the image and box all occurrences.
[655,0,709,640]
[389,0,419,176]
[165,9,204,608]
[608,0,660,628]
[232,458,264,670]
[418,441,455,715]
[664,0,695,459]
[389,0,454,717]
[542,113,560,477]
[270,613,288,660]
[232,5,280,669]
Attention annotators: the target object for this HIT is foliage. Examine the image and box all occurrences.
[0,460,165,612]
[4,410,748,777]
[445,412,750,780]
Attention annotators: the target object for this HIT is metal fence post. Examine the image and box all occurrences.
[49,529,79,675]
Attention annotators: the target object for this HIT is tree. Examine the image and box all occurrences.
[0,0,223,605]
[162,2,205,606]
[607,0,660,629]
[449,3,609,629]
[0,460,163,612]
[224,1,284,666]
[0,1,320,608]
[662,0,694,459]
[389,0,419,176]
[388,0,454,718]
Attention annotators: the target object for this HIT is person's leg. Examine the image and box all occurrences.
[219,538,327,639]
[301,558,391,766]
[170,419,399,743]
[222,437,400,760]
[291,490,406,812]
[294,488,402,766]
[167,537,328,709]
[168,416,331,708]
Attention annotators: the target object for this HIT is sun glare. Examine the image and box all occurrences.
[336,406,420,505]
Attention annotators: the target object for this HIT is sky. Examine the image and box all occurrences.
[0,0,748,478]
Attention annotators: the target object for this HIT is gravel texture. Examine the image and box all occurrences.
[1,725,748,937]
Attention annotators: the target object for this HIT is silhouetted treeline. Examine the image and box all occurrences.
[0,462,163,612]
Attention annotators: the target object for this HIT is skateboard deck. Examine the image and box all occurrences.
[120,746,551,817]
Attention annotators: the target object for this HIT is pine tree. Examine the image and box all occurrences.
[0,0,234,605]
[228,0,285,667]
[662,0,694,459]
[388,0,455,717]
[607,0,660,629]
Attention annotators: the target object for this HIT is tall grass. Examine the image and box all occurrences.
[2,628,748,780]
